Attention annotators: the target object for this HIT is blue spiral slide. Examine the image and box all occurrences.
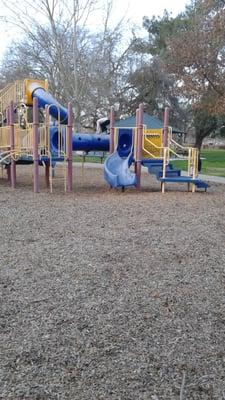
[104,128,137,188]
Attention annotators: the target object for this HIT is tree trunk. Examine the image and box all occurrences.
[195,134,204,150]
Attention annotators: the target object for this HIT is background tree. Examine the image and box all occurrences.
[127,1,225,147]
[164,0,225,147]
[0,0,131,129]
[126,11,188,130]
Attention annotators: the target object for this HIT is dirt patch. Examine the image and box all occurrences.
[0,165,225,399]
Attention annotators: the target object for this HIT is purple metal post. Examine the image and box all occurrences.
[45,104,49,151]
[45,161,50,188]
[9,101,16,188]
[6,108,11,182]
[67,102,73,192]
[6,165,11,182]
[136,104,143,190]
[45,105,50,188]
[109,106,115,154]
[134,108,139,174]
[163,107,170,147]
[33,97,39,193]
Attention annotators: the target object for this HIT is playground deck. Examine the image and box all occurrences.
[0,165,225,399]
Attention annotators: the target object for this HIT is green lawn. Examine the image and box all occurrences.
[73,149,225,177]
[171,149,225,177]
[73,155,106,164]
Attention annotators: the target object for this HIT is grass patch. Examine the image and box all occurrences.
[73,155,106,163]
[171,149,225,177]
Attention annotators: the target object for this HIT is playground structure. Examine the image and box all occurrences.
[0,79,108,192]
[0,78,208,193]
[106,105,208,192]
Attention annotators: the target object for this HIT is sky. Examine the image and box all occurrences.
[108,0,189,25]
[0,0,190,61]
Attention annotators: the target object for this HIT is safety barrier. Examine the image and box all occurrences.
[0,126,10,149]
[142,129,164,159]
[0,81,25,114]
[167,132,199,179]
[0,79,48,115]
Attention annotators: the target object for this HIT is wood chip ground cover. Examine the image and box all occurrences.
[0,165,225,399]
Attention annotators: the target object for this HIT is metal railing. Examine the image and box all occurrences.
[161,142,199,181]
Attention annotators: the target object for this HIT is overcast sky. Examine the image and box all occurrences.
[0,0,190,61]
[109,0,189,24]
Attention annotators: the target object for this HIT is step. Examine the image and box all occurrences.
[157,170,181,179]
[147,165,163,173]
[142,160,173,169]
[142,159,163,165]
[195,181,209,189]
[148,164,174,174]
[159,176,209,190]
[40,155,65,163]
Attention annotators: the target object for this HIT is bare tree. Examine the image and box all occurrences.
[0,0,133,129]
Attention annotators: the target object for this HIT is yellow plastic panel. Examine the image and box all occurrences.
[142,129,163,158]
[0,126,10,148]
[24,79,48,106]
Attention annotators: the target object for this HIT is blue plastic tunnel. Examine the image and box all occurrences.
[31,85,110,154]
[50,126,110,154]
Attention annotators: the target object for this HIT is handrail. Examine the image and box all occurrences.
[162,147,170,178]
[169,137,189,152]
[142,128,164,159]
[161,147,170,193]
[142,146,161,158]
[0,112,4,126]
[0,150,18,163]
[168,146,187,159]
[143,138,164,157]
[162,145,198,180]
[187,147,198,179]
[144,136,164,150]
[45,104,67,158]
[142,138,161,158]
[161,128,199,189]
[46,104,62,157]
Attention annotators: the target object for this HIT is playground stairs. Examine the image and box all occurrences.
[142,159,209,191]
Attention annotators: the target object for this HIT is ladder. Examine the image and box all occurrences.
[49,151,68,193]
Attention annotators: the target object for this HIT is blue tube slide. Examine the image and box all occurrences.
[104,128,136,188]
[32,88,68,124]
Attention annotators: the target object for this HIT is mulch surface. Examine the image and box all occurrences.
[0,165,225,399]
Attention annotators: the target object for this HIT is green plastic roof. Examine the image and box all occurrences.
[115,113,182,134]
